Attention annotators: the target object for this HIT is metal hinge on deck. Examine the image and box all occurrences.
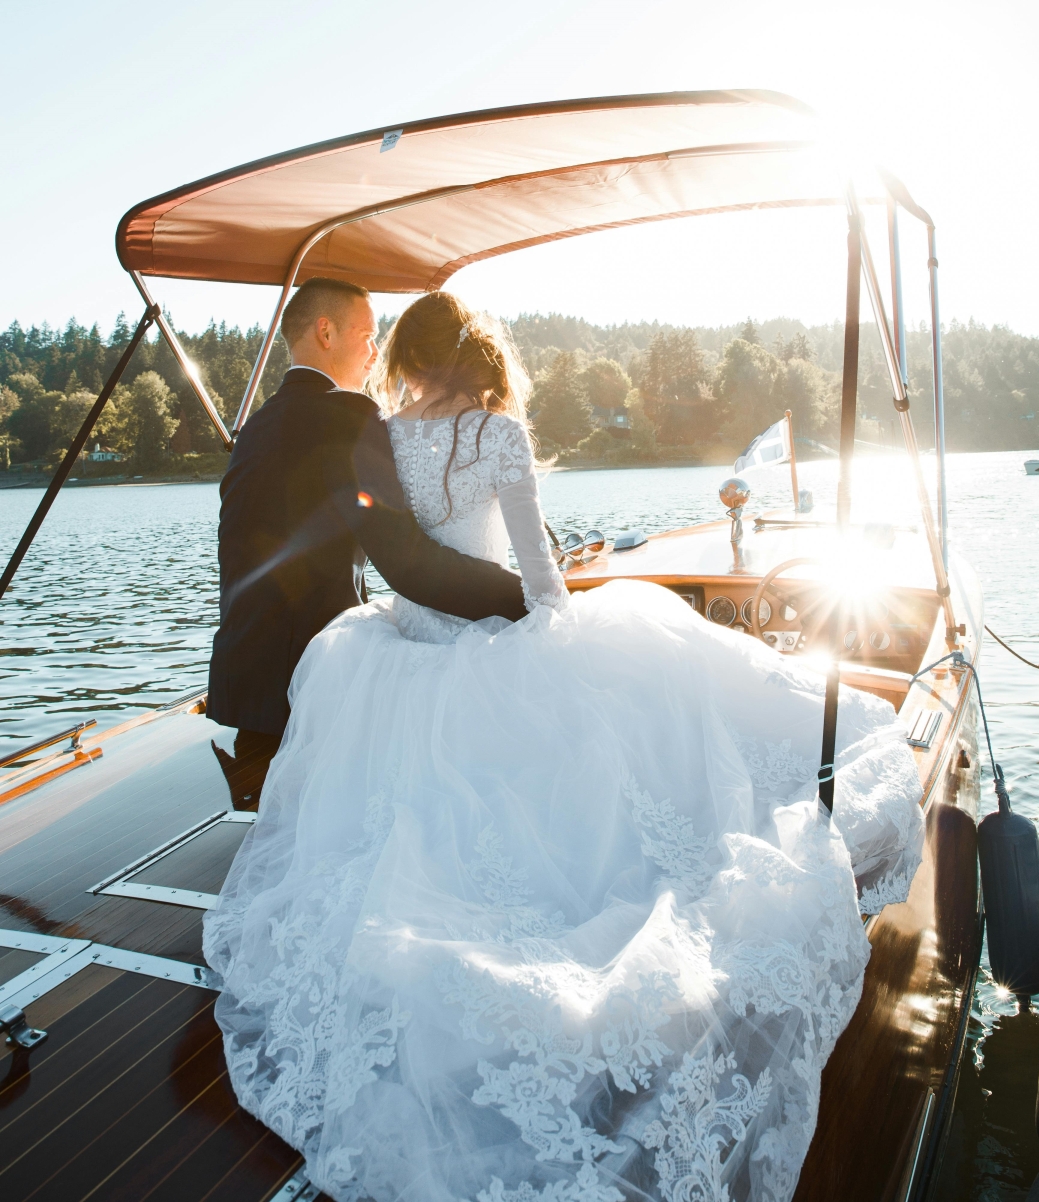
[0,1002,47,1050]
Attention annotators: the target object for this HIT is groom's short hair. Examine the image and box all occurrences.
[281,277,370,348]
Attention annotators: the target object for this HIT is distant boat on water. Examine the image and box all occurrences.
[1026,459,1039,475]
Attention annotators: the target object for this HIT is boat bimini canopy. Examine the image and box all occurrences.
[114,89,935,441]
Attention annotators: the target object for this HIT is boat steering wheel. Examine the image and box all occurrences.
[749,558,830,646]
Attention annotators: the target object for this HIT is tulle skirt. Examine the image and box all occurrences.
[203,580,923,1202]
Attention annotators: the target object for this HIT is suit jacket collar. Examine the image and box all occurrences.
[282,366,342,393]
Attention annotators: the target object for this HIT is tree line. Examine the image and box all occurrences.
[515,314,1039,462]
[0,309,1036,472]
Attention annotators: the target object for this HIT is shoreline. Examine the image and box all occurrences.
[0,472,226,490]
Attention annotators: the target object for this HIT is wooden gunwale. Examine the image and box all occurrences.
[0,691,207,806]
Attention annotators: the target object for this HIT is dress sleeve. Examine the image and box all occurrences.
[492,420,570,614]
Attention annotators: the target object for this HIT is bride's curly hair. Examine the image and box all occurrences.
[370,290,531,422]
[369,292,536,522]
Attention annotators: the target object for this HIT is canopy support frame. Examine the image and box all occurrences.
[818,212,863,816]
[848,190,959,647]
[232,181,505,433]
[130,272,233,450]
[0,303,160,601]
[927,225,949,569]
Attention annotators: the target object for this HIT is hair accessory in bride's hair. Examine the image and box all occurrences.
[456,325,469,348]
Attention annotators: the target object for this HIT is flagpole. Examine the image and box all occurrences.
[785,410,799,512]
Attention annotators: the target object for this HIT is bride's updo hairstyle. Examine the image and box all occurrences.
[370,292,536,523]
[370,291,531,425]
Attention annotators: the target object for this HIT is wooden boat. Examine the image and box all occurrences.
[0,92,981,1202]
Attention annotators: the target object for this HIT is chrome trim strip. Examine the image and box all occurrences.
[87,945,216,988]
[100,881,219,910]
[0,930,80,954]
[899,1087,936,1202]
[269,1168,321,1202]
[0,937,91,1006]
[88,809,254,895]
[0,927,217,1008]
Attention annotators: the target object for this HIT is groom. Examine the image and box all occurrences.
[208,277,526,789]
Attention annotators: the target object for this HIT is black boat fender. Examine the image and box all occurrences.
[978,765,1039,1002]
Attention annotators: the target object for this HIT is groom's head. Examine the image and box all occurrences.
[281,278,378,392]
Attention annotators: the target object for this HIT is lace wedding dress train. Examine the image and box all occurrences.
[203,411,924,1202]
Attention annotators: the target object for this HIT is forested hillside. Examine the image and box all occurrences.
[0,309,1035,473]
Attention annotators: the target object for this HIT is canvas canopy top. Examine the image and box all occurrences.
[116,89,925,295]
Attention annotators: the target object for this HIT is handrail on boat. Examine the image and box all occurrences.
[0,719,97,770]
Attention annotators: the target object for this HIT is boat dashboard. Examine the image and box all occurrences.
[560,512,944,681]
[660,579,939,676]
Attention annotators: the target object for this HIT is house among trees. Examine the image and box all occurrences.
[85,442,123,462]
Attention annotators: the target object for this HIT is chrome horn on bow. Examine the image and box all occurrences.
[553,529,606,567]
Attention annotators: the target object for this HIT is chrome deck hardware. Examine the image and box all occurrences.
[0,1002,47,1050]
[719,478,751,573]
[269,1168,321,1201]
[906,709,943,750]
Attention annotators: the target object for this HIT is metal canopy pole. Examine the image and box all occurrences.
[887,200,909,389]
[130,272,233,450]
[848,190,960,646]
[232,181,479,433]
[0,304,160,601]
[818,212,861,817]
[927,225,949,569]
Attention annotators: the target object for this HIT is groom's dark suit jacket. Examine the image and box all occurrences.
[208,367,526,735]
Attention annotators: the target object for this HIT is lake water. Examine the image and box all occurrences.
[2,449,1038,1198]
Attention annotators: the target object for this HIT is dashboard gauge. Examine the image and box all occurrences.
[741,597,771,629]
[706,595,737,626]
[843,629,864,651]
[782,604,798,621]
[869,631,891,651]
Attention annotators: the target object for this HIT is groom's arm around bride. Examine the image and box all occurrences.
[207,277,527,746]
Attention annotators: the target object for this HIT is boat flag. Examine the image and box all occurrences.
[734,417,791,473]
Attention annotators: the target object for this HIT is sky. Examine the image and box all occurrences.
[2,0,1037,339]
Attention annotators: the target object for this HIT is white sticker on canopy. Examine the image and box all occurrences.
[380,129,403,153]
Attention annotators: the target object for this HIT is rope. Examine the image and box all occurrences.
[985,624,1039,670]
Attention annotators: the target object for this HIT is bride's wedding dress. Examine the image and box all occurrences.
[203,411,924,1202]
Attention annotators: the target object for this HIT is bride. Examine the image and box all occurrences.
[203,292,924,1202]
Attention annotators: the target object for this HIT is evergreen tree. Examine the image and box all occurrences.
[740,318,760,345]
[638,329,712,444]
[531,351,592,449]
[5,373,63,461]
[118,371,178,470]
[623,388,657,457]
[580,357,631,416]
[714,338,780,446]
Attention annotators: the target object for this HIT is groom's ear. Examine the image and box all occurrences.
[313,315,335,349]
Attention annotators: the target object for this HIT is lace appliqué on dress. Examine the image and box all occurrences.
[213,789,407,1159]
[477,1162,624,1202]
[624,774,713,901]
[642,1048,773,1202]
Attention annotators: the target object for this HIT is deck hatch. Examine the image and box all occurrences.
[0,927,216,1008]
[87,808,256,910]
